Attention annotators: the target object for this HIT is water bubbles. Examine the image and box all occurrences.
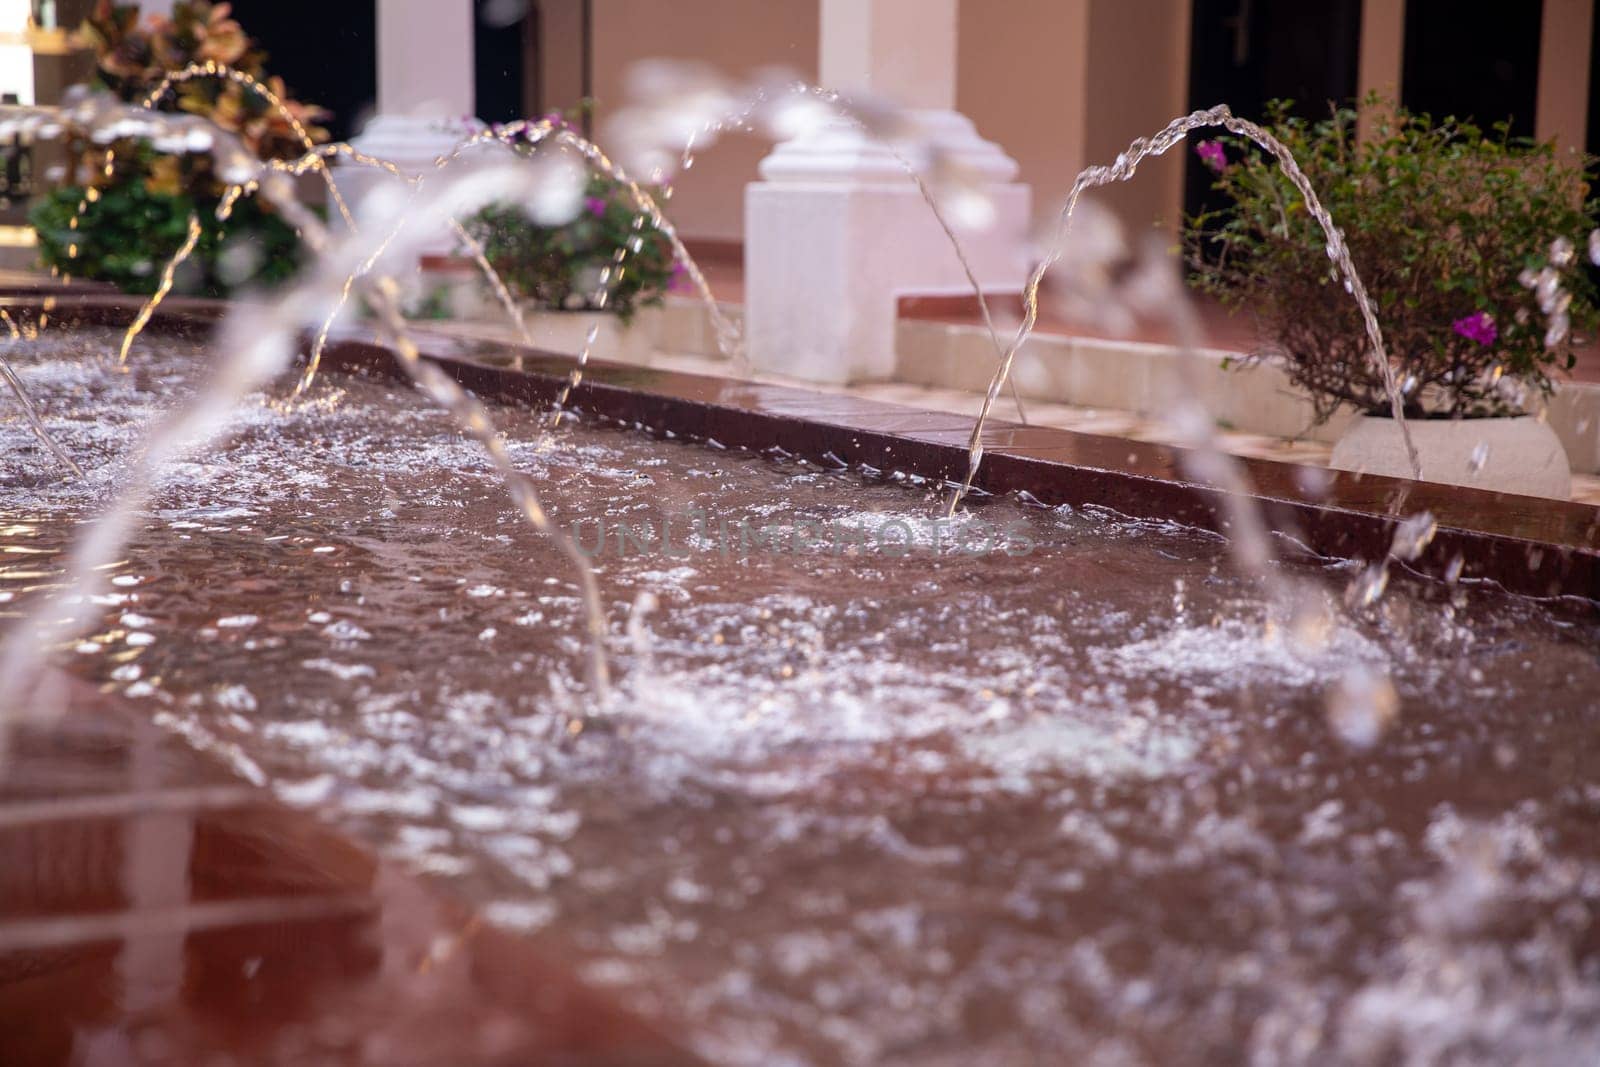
[1549,235,1576,268]
[1346,564,1389,609]
[1388,511,1437,562]
[942,183,998,231]
[478,0,529,27]
[1535,267,1562,310]
[763,94,832,142]
[1544,313,1571,350]
[1468,441,1490,474]
[520,153,586,225]
[1325,667,1400,749]
[1294,465,1333,497]
[216,150,258,186]
[1588,228,1600,266]
[1444,554,1465,583]
[216,236,265,288]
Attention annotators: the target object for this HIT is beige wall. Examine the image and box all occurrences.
[1081,0,1191,241]
[957,0,1091,235]
[588,0,1190,245]
[580,1,1600,248]
[590,0,818,243]
[962,0,1190,240]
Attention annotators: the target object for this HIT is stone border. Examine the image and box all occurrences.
[650,295,1600,476]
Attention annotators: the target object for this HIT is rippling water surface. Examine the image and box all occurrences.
[4,328,1600,1065]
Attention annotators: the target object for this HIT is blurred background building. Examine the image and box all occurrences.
[0,1,1590,251]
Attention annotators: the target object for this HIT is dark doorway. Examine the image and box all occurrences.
[1402,0,1543,137]
[226,0,377,144]
[475,0,530,125]
[1185,0,1364,230]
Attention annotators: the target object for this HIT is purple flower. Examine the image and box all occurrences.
[585,196,607,219]
[668,262,690,292]
[1195,139,1227,172]
[1452,311,1498,346]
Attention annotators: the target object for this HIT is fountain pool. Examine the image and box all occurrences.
[2,306,1600,1065]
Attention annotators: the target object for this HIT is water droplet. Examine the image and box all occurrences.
[1536,268,1562,309]
[1544,312,1570,350]
[1347,563,1389,608]
[1389,511,1436,562]
[1326,667,1400,750]
[1468,442,1490,473]
[1550,236,1576,268]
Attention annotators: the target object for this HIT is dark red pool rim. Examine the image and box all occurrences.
[5,290,1598,602]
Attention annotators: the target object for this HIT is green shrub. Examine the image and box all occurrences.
[1186,99,1599,420]
[31,178,301,297]
[35,1,326,298]
[459,173,677,324]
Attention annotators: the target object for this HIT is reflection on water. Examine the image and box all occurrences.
[3,330,1600,1065]
[0,696,685,1065]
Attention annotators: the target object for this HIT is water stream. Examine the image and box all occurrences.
[946,105,1423,516]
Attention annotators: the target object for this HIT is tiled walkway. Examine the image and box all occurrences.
[687,253,1600,385]
[429,314,1600,505]
[638,350,1600,504]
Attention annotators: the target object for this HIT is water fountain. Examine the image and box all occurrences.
[1,68,1599,1067]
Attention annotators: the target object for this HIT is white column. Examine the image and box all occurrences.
[745,0,1031,384]
[341,0,479,254]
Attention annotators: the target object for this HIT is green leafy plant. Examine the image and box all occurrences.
[459,142,678,323]
[31,159,301,296]
[32,0,326,297]
[1187,98,1599,420]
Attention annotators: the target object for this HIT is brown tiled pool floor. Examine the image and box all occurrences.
[0,682,695,1066]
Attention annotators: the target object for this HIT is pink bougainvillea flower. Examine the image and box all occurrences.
[1195,139,1227,172]
[1451,311,1498,346]
[668,262,690,291]
[585,196,608,218]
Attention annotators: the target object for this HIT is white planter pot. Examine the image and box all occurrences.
[512,306,661,367]
[1329,414,1571,499]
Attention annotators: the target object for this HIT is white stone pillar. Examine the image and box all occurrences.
[340,0,478,254]
[745,0,1031,384]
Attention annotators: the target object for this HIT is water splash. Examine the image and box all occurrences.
[0,348,84,477]
[0,111,617,722]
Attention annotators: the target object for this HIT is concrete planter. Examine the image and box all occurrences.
[511,306,661,367]
[1329,414,1572,499]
